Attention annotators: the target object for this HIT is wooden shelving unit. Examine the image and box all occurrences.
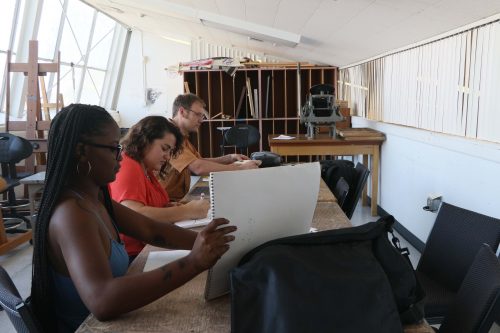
[183,66,348,162]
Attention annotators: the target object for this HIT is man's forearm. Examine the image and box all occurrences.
[204,155,232,164]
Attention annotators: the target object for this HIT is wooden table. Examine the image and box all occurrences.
[77,200,352,333]
[77,179,432,333]
[269,133,385,216]
[318,178,337,203]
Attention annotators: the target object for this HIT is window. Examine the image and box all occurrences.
[0,1,17,50]
[339,20,500,144]
[1,0,128,122]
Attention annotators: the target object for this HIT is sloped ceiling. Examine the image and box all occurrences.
[83,0,500,67]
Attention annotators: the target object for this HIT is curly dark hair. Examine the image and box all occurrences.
[120,116,183,179]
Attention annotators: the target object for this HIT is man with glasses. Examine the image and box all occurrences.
[164,93,261,201]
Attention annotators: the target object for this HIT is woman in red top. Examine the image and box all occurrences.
[110,116,209,260]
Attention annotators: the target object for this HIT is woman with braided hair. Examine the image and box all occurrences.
[31,104,236,332]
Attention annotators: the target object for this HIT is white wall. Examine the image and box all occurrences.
[116,30,190,127]
[353,117,500,243]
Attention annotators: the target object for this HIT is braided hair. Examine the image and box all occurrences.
[31,104,117,331]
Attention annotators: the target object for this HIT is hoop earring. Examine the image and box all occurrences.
[76,161,92,176]
[86,161,92,176]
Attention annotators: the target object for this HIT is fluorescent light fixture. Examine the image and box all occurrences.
[161,35,191,46]
[198,11,301,48]
[108,0,199,23]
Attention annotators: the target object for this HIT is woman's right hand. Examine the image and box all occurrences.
[188,218,236,271]
[184,198,210,219]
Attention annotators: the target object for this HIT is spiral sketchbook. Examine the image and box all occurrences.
[204,162,321,300]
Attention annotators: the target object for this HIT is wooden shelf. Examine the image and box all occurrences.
[183,66,339,160]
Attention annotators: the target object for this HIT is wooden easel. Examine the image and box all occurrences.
[39,76,64,122]
[5,40,61,172]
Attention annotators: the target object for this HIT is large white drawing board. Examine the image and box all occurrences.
[204,162,320,300]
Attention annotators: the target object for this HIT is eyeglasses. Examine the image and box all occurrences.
[161,144,174,157]
[81,141,123,160]
[186,108,208,120]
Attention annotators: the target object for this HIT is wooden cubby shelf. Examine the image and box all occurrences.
[183,66,342,162]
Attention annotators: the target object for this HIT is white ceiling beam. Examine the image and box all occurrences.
[198,10,301,47]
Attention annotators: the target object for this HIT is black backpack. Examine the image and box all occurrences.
[230,216,425,333]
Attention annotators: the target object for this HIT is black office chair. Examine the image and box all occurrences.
[342,162,370,219]
[223,124,260,155]
[416,202,500,324]
[0,133,34,226]
[436,244,500,333]
[0,265,43,332]
[333,177,349,208]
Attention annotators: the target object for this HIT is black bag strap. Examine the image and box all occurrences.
[379,216,426,325]
[382,215,412,263]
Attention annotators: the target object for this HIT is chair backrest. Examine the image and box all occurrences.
[0,133,33,181]
[224,124,260,152]
[0,133,33,164]
[439,244,500,333]
[0,265,42,333]
[333,177,349,208]
[342,162,370,219]
[417,203,500,292]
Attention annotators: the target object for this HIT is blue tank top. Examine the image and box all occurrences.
[51,193,129,332]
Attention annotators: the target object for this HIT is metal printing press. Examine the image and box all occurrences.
[300,84,344,138]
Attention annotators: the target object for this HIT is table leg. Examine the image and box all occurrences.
[362,155,369,206]
[28,185,36,227]
[371,146,380,216]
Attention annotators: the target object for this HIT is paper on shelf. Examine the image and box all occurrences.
[143,250,190,272]
[273,134,295,140]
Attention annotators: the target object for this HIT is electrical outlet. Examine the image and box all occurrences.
[423,193,442,212]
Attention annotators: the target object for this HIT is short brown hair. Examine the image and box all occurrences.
[172,93,206,117]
